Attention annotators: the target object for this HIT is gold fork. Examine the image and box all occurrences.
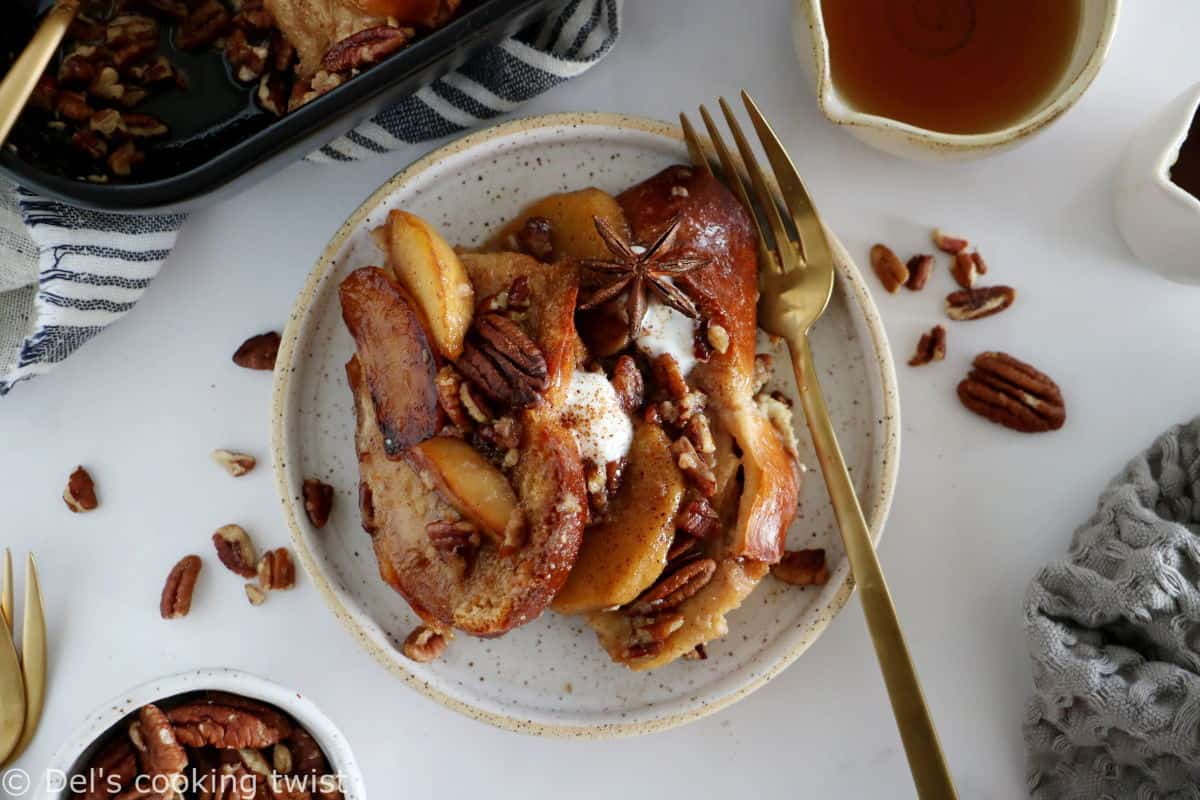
[0,550,47,766]
[681,93,957,799]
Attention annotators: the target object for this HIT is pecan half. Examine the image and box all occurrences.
[945,286,1015,321]
[870,244,908,293]
[122,112,168,138]
[675,494,719,538]
[245,583,267,606]
[303,479,334,529]
[905,254,934,291]
[456,314,547,406]
[283,727,327,776]
[950,250,978,289]
[515,216,554,262]
[225,27,270,83]
[167,704,284,749]
[435,366,472,431]
[932,228,969,254]
[257,548,296,590]
[908,324,946,367]
[610,355,644,414]
[64,466,99,512]
[78,737,138,798]
[322,25,414,72]
[160,555,201,619]
[107,141,145,177]
[706,322,730,354]
[957,352,1065,433]
[402,625,448,662]
[177,0,230,49]
[200,692,295,740]
[652,353,688,400]
[627,611,685,653]
[135,704,188,782]
[427,520,479,561]
[627,557,717,615]
[232,331,280,370]
[212,524,257,578]
[771,549,829,586]
[671,436,716,497]
[211,449,256,477]
[57,90,94,122]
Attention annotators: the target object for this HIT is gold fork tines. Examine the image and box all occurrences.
[681,95,957,800]
[0,553,46,767]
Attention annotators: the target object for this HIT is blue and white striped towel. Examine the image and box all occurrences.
[0,0,621,396]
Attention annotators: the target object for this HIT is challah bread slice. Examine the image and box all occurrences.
[345,252,587,636]
[586,165,801,669]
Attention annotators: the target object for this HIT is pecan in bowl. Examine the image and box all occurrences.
[52,672,364,800]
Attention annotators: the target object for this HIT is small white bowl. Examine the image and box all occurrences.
[1115,81,1200,285]
[791,0,1121,160]
[38,668,365,800]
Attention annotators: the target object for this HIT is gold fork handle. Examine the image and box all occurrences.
[0,0,80,146]
[790,332,957,800]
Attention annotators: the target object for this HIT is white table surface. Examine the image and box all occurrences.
[4,1,1200,797]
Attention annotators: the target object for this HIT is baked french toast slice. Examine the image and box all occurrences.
[344,250,588,636]
[584,165,801,669]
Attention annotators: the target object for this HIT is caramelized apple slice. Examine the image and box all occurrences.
[339,266,440,456]
[552,422,685,614]
[378,210,474,359]
[483,188,630,261]
[408,436,518,542]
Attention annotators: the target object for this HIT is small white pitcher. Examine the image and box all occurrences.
[1115,82,1200,285]
[791,0,1121,161]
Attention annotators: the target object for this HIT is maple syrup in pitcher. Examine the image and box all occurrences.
[821,0,1082,135]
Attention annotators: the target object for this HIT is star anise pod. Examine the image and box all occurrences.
[578,216,709,339]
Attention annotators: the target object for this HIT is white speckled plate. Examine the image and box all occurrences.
[271,113,900,737]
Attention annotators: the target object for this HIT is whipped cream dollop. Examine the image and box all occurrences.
[561,370,634,464]
[634,299,698,376]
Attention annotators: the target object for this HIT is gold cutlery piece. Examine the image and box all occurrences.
[7,554,46,765]
[0,0,81,145]
[0,551,26,764]
[681,93,957,799]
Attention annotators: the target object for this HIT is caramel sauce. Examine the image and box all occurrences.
[1171,109,1200,201]
[820,0,1081,135]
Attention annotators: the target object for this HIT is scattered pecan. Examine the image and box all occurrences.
[945,286,1015,321]
[283,727,327,776]
[652,353,688,400]
[683,412,716,457]
[950,250,978,289]
[211,449,256,477]
[57,90,94,122]
[29,75,58,112]
[905,254,934,291]
[627,557,717,615]
[126,55,175,85]
[675,494,719,539]
[232,331,280,370]
[628,611,685,651]
[64,466,99,512]
[71,129,108,159]
[160,555,201,619]
[245,583,267,606]
[402,625,448,662]
[671,436,716,497]
[177,0,231,49]
[772,549,829,586]
[457,314,547,406]
[107,14,158,48]
[135,704,188,784]
[932,228,969,254]
[435,366,472,431]
[212,524,258,578]
[257,548,296,590]
[427,519,479,560]
[683,643,708,660]
[59,49,100,87]
[515,216,554,262]
[225,27,270,83]
[115,86,149,108]
[957,352,1065,433]
[969,250,988,275]
[459,381,494,424]
[167,704,284,749]
[303,479,334,528]
[108,141,145,177]
[869,244,908,293]
[322,25,415,73]
[506,276,531,312]
[908,325,947,367]
[490,415,522,451]
[89,108,125,137]
[610,355,644,414]
[122,112,169,138]
[68,15,107,42]
[90,66,125,101]
[257,72,288,116]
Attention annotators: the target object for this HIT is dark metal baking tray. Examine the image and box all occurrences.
[0,0,567,213]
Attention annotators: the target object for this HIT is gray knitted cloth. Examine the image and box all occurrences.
[1025,417,1200,799]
